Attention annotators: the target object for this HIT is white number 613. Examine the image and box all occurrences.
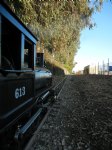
[15,86,26,99]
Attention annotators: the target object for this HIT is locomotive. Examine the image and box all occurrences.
[0,1,52,148]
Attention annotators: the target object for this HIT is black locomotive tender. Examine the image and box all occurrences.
[0,1,52,145]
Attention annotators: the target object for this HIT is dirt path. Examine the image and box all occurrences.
[30,75,112,150]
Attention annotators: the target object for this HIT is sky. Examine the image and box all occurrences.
[73,1,112,72]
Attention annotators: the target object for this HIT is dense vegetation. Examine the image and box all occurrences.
[6,0,104,72]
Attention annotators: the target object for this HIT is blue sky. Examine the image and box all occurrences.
[73,1,112,71]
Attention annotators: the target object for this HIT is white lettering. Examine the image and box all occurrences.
[15,86,26,99]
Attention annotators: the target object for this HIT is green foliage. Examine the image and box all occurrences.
[6,0,104,72]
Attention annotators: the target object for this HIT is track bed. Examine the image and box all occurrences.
[26,75,112,150]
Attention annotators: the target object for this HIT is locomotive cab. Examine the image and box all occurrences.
[0,1,37,133]
[0,1,52,135]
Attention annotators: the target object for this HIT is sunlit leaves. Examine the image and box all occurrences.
[6,0,104,72]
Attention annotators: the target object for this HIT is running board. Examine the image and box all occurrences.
[14,108,43,142]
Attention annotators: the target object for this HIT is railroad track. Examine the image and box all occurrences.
[23,76,67,150]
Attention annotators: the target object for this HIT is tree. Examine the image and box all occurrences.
[6,0,105,72]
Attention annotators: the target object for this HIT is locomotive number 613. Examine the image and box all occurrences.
[15,86,26,99]
[0,1,52,145]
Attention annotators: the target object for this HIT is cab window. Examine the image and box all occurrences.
[24,38,34,69]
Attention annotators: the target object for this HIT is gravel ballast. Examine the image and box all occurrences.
[29,75,112,150]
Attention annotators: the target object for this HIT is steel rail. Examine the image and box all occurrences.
[24,76,67,150]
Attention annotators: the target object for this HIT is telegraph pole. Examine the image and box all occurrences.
[108,58,109,75]
[103,60,104,75]
[98,62,99,74]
